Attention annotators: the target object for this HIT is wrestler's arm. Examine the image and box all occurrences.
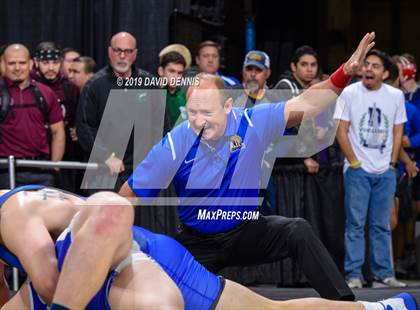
[284,32,375,128]
[0,205,58,304]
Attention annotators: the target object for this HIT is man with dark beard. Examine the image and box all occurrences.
[31,42,81,192]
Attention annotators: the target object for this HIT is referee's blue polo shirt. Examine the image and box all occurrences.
[128,102,286,233]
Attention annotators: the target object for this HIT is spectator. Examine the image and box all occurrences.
[61,47,80,78]
[393,54,420,109]
[68,56,96,92]
[334,49,407,288]
[388,56,420,279]
[0,44,65,187]
[193,40,239,88]
[76,31,156,191]
[274,45,325,173]
[274,45,319,92]
[231,50,282,214]
[159,43,191,69]
[237,50,274,104]
[31,41,81,192]
[386,58,419,180]
[158,51,187,134]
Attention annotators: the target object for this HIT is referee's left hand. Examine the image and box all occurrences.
[343,32,375,75]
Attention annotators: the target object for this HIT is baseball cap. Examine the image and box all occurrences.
[243,50,270,69]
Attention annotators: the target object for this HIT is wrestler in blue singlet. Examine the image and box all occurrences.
[132,226,224,310]
[0,186,224,310]
[0,185,45,271]
[53,225,224,310]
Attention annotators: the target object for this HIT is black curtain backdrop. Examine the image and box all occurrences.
[0,0,190,73]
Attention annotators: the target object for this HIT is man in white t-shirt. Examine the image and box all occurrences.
[334,49,407,289]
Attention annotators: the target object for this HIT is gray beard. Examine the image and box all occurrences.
[245,79,260,93]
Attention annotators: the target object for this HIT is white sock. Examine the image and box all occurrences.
[358,301,384,310]
[358,297,408,310]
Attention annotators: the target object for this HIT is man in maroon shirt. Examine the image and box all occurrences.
[0,43,65,187]
[31,42,81,192]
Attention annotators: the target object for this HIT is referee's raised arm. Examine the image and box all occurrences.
[284,32,375,128]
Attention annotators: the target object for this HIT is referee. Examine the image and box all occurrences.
[120,32,376,301]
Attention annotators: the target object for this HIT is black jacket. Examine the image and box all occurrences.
[76,65,156,172]
[273,70,304,99]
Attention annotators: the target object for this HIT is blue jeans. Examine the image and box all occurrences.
[343,167,396,280]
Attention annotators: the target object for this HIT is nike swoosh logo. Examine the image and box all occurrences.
[184,158,195,164]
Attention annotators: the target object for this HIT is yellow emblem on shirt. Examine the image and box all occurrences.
[229,135,242,152]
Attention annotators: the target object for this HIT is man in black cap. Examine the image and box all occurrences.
[31,41,81,192]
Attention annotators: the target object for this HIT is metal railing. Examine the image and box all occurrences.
[1,156,99,291]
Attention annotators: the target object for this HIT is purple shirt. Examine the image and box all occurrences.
[0,77,63,158]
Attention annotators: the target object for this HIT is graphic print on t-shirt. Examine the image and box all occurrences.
[358,102,389,153]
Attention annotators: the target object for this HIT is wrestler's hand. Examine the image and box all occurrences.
[105,155,125,174]
[343,32,376,75]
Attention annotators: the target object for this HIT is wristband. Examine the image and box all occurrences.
[350,160,361,168]
[330,64,352,88]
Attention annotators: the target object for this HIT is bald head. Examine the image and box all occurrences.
[186,73,227,104]
[3,43,33,86]
[4,44,30,61]
[110,32,137,49]
[108,32,138,77]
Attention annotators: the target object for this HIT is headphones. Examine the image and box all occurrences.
[400,56,416,81]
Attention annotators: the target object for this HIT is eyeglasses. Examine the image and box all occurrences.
[111,47,135,56]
